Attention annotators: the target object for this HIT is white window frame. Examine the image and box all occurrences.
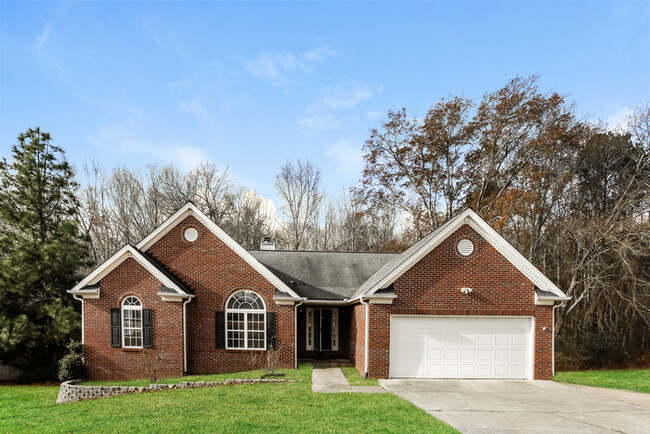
[225,290,266,350]
[122,296,143,349]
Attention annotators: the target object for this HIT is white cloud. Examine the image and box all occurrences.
[321,85,374,109]
[178,98,205,116]
[298,112,341,132]
[244,52,310,85]
[605,106,634,132]
[326,139,364,176]
[298,84,379,133]
[302,46,339,63]
[34,0,72,50]
[88,123,210,171]
[366,110,384,120]
[244,46,338,85]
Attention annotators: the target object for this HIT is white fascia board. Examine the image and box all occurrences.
[136,202,301,300]
[67,287,100,299]
[359,209,567,300]
[158,293,195,302]
[70,246,185,295]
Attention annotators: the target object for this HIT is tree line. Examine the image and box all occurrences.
[1,76,648,380]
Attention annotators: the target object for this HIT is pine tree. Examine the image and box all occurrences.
[0,128,91,381]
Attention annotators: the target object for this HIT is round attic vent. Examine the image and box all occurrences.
[457,239,474,256]
[184,227,198,242]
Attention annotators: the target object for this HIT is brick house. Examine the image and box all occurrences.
[68,202,569,380]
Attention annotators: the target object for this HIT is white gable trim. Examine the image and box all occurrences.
[136,203,301,300]
[359,209,567,300]
[68,246,185,295]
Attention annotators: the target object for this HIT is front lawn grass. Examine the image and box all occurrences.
[0,365,458,433]
[340,366,379,386]
[553,369,650,394]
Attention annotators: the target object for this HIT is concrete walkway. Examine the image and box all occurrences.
[311,365,387,394]
[381,379,650,433]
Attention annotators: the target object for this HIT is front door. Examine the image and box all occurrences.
[306,308,338,352]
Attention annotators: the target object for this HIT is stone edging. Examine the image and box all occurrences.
[56,378,293,403]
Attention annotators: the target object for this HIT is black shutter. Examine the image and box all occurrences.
[111,308,121,348]
[142,309,153,348]
[266,312,276,350]
[215,311,225,349]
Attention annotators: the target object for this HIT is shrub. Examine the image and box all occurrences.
[57,341,84,382]
[141,349,165,382]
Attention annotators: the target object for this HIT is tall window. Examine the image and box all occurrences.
[226,290,265,350]
[122,296,143,348]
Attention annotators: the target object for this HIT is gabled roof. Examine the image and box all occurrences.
[351,208,568,301]
[135,202,301,300]
[68,245,189,296]
[249,250,398,300]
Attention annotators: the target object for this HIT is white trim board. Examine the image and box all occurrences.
[355,208,568,300]
[135,202,301,300]
[68,245,186,295]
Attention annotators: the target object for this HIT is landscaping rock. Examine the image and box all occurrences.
[56,377,293,403]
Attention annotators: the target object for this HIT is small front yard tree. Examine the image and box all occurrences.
[0,128,91,381]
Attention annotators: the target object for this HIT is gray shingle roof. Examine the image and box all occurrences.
[248,250,398,300]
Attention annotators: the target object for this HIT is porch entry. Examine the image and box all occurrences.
[305,308,339,351]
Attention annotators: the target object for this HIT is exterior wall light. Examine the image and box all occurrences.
[460,287,473,295]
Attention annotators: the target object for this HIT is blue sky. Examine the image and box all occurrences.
[1,1,649,204]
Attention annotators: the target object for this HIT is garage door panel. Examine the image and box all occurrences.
[478,349,493,361]
[511,350,526,362]
[390,316,532,379]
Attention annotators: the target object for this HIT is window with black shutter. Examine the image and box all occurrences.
[142,309,153,348]
[215,311,225,349]
[266,312,276,349]
[111,308,121,348]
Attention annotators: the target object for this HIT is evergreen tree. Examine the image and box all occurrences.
[0,128,91,381]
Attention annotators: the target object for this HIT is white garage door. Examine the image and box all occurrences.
[389,316,532,379]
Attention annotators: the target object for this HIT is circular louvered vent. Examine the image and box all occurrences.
[457,239,474,256]
[184,227,198,242]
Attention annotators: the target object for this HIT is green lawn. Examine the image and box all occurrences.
[0,365,458,433]
[553,369,650,394]
[340,366,380,386]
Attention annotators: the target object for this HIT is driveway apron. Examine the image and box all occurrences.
[380,379,650,433]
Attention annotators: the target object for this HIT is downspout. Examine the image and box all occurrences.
[359,298,369,378]
[72,295,84,345]
[182,297,192,375]
[552,302,562,377]
[294,298,304,369]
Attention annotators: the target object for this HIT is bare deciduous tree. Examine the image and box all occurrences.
[274,159,324,250]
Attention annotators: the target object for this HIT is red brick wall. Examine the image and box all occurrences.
[349,304,366,375]
[83,258,184,380]
[366,224,554,380]
[146,215,294,374]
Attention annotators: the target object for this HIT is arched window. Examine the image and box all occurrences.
[122,296,143,348]
[226,290,266,350]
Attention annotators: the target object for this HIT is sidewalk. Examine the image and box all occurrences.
[311,365,387,394]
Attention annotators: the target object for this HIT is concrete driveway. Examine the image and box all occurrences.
[380,379,650,433]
